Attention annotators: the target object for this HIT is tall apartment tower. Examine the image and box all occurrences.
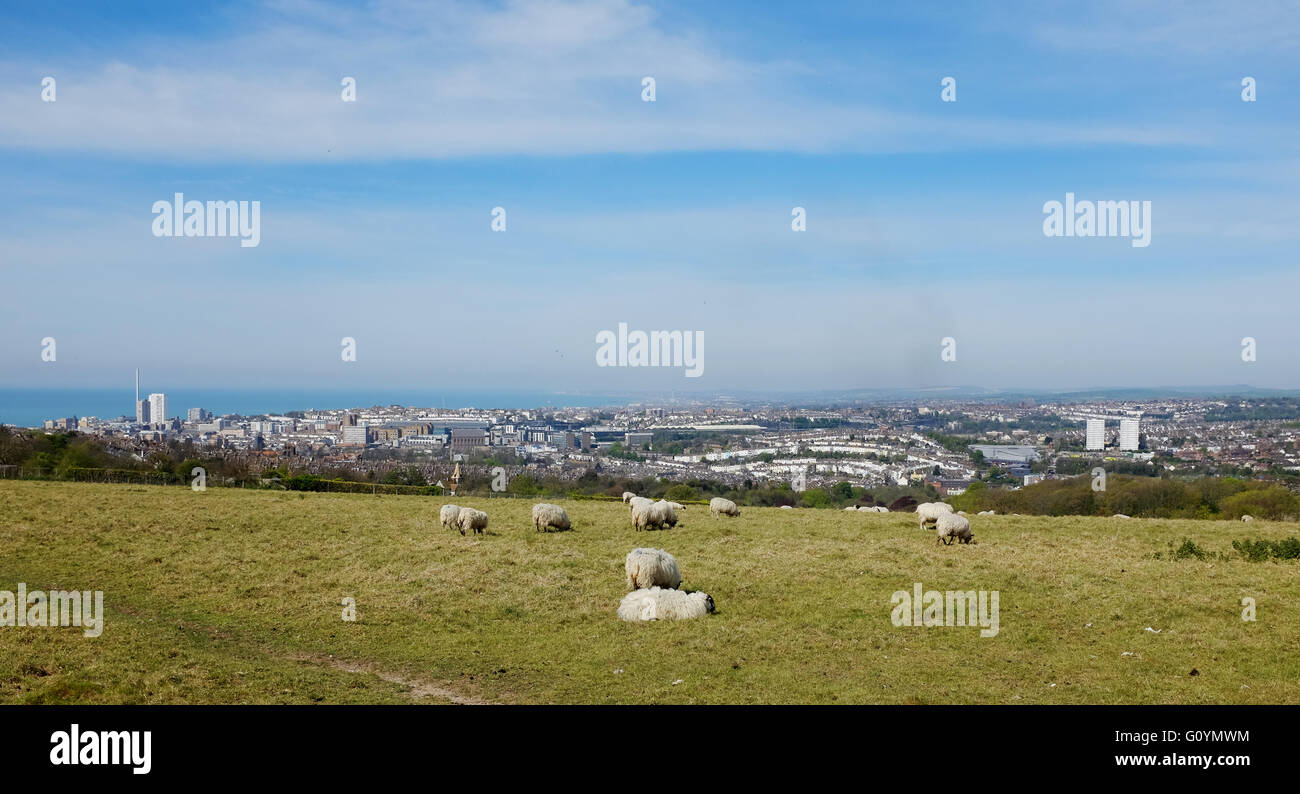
[136,399,150,424]
[148,393,167,426]
[1119,418,1140,451]
[1085,419,1105,451]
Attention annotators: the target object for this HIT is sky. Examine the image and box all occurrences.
[1,0,1298,396]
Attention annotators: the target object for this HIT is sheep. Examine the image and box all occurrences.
[936,512,973,545]
[439,504,462,531]
[977,510,996,516]
[622,491,637,504]
[628,496,654,513]
[531,503,571,532]
[655,500,681,526]
[709,497,740,518]
[633,500,677,531]
[456,507,488,535]
[915,501,954,531]
[779,505,793,510]
[957,510,969,516]
[624,548,681,590]
[871,506,889,513]
[618,587,715,622]
[665,501,686,512]
[1241,514,1255,522]
[844,506,859,511]
[1112,514,1131,519]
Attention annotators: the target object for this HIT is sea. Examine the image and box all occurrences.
[0,388,638,428]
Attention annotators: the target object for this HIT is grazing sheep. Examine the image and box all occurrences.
[531,503,571,532]
[977,510,996,516]
[439,504,462,531]
[618,587,715,622]
[628,496,654,513]
[624,548,681,591]
[633,500,677,531]
[936,512,973,545]
[456,507,488,535]
[622,491,637,504]
[710,497,741,518]
[1112,514,1131,519]
[916,501,954,531]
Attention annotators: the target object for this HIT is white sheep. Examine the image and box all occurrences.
[977,510,996,516]
[1241,514,1255,522]
[936,512,973,545]
[531,503,571,532]
[624,548,681,590]
[666,501,686,512]
[456,507,488,535]
[709,497,740,518]
[632,500,677,531]
[915,501,954,531]
[1112,514,1131,519]
[628,496,654,513]
[871,506,889,513]
[844,506,858,511]
[622,491,637,504]
[439,504,462,531]
[618,587,715,622]
[779,505,793,510]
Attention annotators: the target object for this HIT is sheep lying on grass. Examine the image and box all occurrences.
[710,497,740,518]
[936,512,973,545]
[625,548,681,590]
[618,587,715,622]
[439,504,462,531]
[916,501,954,531]
[622,491,637,504]
[977,510,996,516]
[1112,514,1131,519]
[632,500,677,531]
[531,503,571,532]
[457,508,488,535]
[1242,515,1255,522]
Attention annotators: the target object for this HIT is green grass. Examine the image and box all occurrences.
[1,480,1297,704]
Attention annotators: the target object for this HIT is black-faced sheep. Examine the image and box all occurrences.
[936,512,973,545]
[618,587,715,622]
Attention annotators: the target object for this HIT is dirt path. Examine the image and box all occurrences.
[288,652,499,705]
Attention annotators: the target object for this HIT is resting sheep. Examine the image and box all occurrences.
[618,587,715,622]
[531,503,571,532]
[1112,514,1131,519]
[439,504,462,531]
[710,497,740,518]
[624,548,681,590]
[622,491,637,504]
[456,507,488,535]
[916,501,954,531]
[1242,514,1255,522]
[779,505,793,510]
[632,500,677,531]
[936,512,973,545]
[977,510,996,516]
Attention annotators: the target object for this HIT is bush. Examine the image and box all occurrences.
[1232,537,1300,562]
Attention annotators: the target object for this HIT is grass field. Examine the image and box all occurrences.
[1,480,1297,704]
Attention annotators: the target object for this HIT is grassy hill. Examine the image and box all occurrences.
[1,480,1297,704]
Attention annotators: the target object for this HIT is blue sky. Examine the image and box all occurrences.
[2,0,1298,395]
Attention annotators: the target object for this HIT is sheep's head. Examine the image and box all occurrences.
[703,594,716,614]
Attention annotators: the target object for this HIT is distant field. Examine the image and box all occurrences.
[1,480,1297,704]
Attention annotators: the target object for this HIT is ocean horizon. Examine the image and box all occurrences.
[0,388,638,428]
